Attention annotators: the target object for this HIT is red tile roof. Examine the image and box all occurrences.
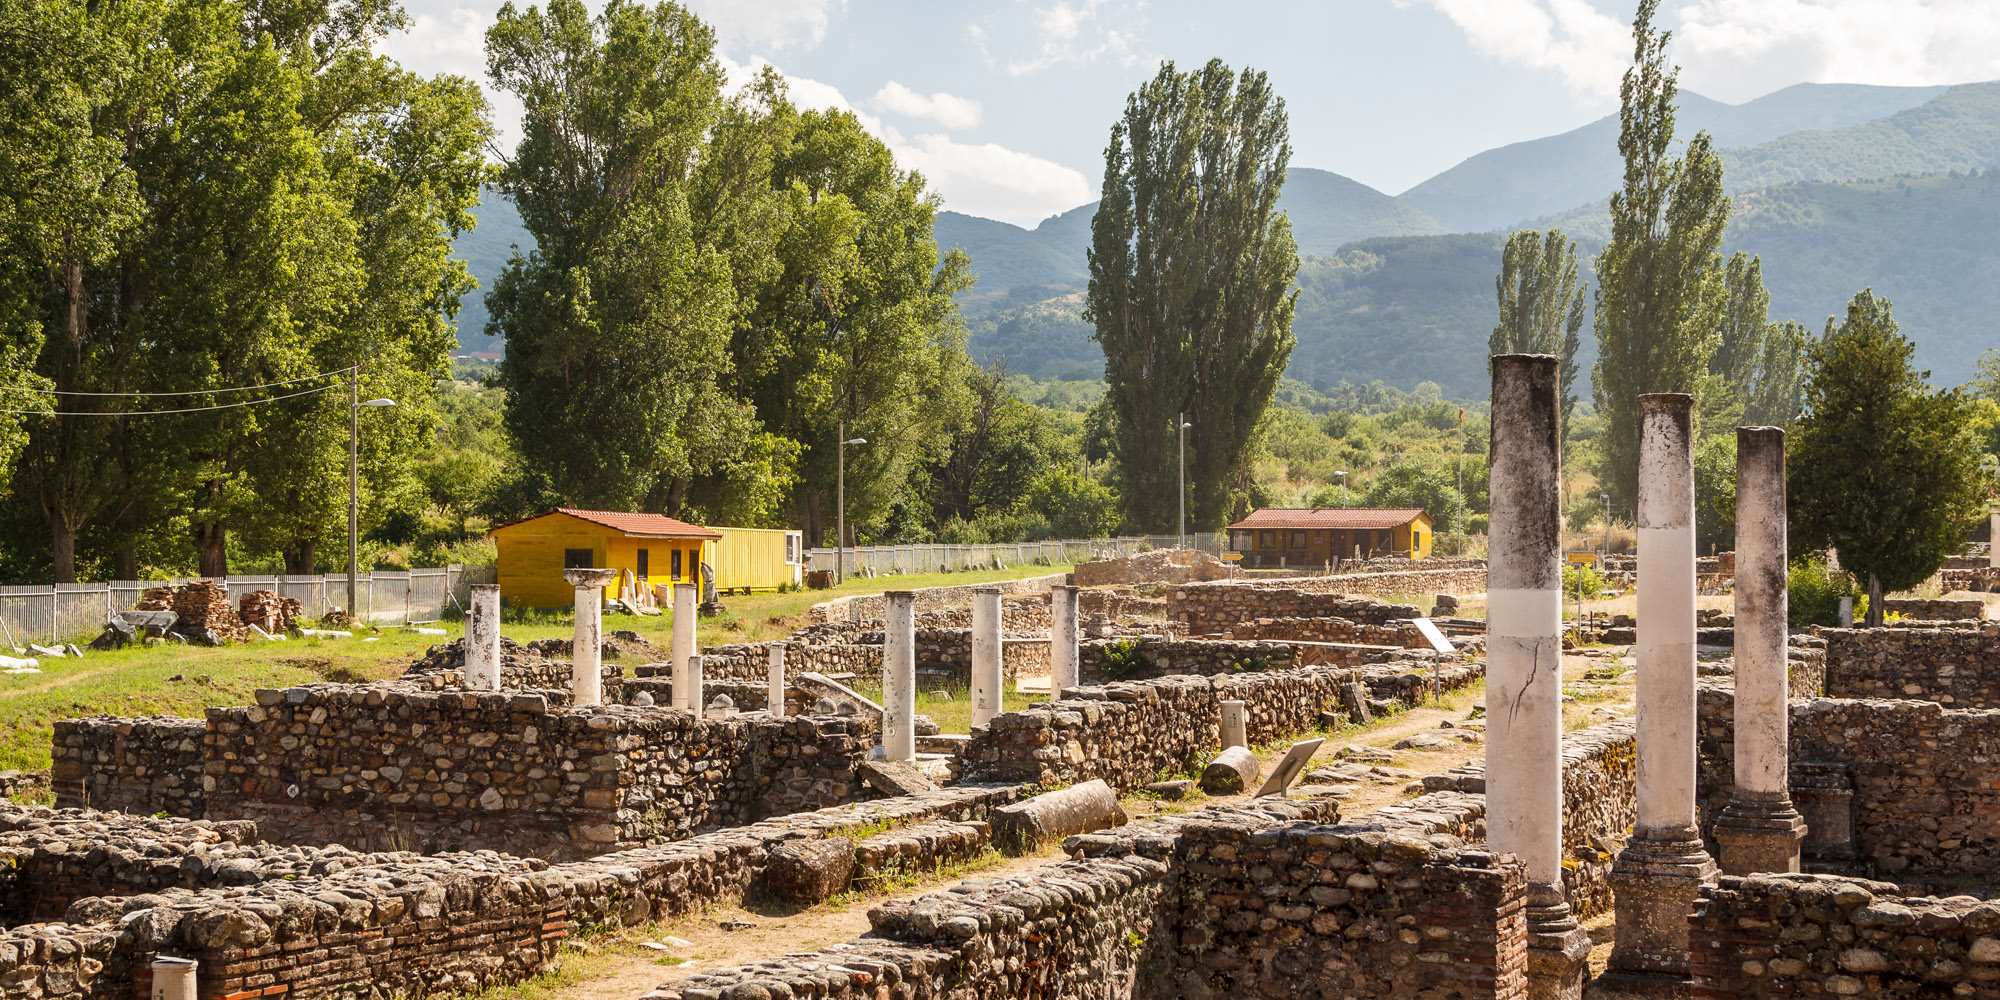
[491,508,723,540]
[1226,508,1431,531]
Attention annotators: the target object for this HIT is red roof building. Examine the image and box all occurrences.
[1225,507,1435,566]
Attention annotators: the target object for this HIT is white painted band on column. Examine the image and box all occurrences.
[971,589,1002,729]
[1990,505,2000,569]
[1484,586,1563,886]
[672,584,696,710]
[1636,523,1697,834]
[767,644,787,717]
[1486,588,1562,638]
[883,593,917,761]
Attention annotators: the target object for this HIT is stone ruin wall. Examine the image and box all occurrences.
[1877,597,1986,621]
[52,717,205,818]
[189,685,878,858]
[1697,686,2000,879]
[1689,872,2000,998]
[951,655,1483,792]
[1821,624,2000,706]
[1168,583,1426,636]
[0,782,1019,1000]
[805,573,1066,623]
[1220,614,1428,648]
[663,793,1535,1000]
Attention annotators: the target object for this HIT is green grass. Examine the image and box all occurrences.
[849,680,1040,735]
[0,563,1070,775]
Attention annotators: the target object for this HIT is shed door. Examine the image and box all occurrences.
[636,549,649,578]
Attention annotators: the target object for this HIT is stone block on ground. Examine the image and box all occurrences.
[859,759,937,797]
[764,837,857,903]
[1200,746,1261,794]
[1144,779,1194,800]
[990,778,1125,853]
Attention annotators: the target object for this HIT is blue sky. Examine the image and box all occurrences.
[382,0,2000,226]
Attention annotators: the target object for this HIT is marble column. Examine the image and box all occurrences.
[563,568,618,708]
[883,591,917,761]
[1050,585,1080,694]
[1488,354,1589,1000]
[971,587,1003,729]
[1990,504,2000,570]
[768,643,787,717]
[1714,427,1806,875]
[1220,700,1247,749]
[466,584,501,690]
[1597,394,1717,997]
[672,583,697,709]
[687,654,704,717]
[151,957,198,1000]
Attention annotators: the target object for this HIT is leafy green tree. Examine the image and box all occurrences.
[1360,463,1463,534]
[1746,320,1808,426]
[1021,467,1121,539]
[923,364,1057,530]
[1490,228,1585,442]
[1086,58,1299,534]
[1791,289,1983,626]
[1968,348,2000,402]
[1591,0,1731,515]
[1692,432,1736,553]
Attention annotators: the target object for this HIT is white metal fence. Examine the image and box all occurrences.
[0,564,497,645]
[806,533,1229,578]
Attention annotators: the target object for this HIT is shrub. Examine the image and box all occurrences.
[1099,639,1149,681]
[1788,556,1865,626]
[1562,563,1608,599]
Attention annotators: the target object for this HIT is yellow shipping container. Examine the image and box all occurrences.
[703,527,803,592]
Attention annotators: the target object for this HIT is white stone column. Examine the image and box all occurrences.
[883,591,917,761]
[1715,426,1806,875]
[1487,354,1588,1000]
[151,957,198,1000]
[1601,393,1717,992]
[1990,504,2000,570]
[672,583,697,709]
[971,587,1003,729]
[1050,585,1080,694]
[686,654,704,717]
[767,643,787,716]
[466,583,501,690]
[563,568,617,708]
[1220,700,1247,749]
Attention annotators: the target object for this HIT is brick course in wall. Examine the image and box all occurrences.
[1821,625,2000,706]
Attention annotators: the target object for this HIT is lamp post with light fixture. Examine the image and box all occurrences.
[837,420,867,584]
[347,371,396,620]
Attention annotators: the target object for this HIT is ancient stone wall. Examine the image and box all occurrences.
[1688,873,1998,998]
[1698,687,2000,878]
[806,573,1066,623]
[51,716,205,817]
[1220,615,1427,647]
[1168,583,1423,636]
[1821,625,2000,706]
[1077,588,1169,621]
[1879,597,1985,621]
[1076,637,1303,683]
[198,685,877,858]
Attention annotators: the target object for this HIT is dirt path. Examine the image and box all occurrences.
[558,853,1057,999]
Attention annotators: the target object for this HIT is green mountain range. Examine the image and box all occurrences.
[452,79,2000,398]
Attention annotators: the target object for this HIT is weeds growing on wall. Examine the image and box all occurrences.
[1099,639,1150,681]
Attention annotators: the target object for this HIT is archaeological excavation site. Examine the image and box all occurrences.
[9,355,2000,1000]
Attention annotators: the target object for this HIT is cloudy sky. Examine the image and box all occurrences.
[381,0,2000,227]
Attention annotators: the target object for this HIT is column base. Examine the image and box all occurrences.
[1714,791,1806,876]
[1586,970,1694,1000]
[1526,884,1591,1000]
[1604,831,1717,979]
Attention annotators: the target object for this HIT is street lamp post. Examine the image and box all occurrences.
[1601,493,1612,557]
[1334,470,1347,507]
[346,370,396,620]
[836,420,867,585]
[1177,414,1192,550]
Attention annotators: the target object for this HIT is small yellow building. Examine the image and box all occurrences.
[1225,507,1435,567]
[706,526,803,593]
[490,508,722,609]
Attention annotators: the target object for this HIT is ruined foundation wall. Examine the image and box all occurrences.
[51,716,206,817]
[1169,583,1423,635]
[1821,625,2000,706]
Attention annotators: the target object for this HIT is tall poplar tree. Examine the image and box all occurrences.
[1591,0,1731,514]
[1086,58,1299,534]
[1490,228,1585,444]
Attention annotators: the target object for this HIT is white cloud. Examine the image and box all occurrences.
[721,55,1091,226]
[1006,0,1150,76]
[1409,0,2000,104]
[1407,0,1630,101]
[1672,0,2000,99]
[870,81,983,130]
[683,0,846,51]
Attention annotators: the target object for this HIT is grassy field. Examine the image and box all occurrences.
[0,563,1071,775]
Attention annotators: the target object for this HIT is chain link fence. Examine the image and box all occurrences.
[805,533,1230,578]
[0,564,497,645]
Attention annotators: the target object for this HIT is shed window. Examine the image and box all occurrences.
[636,549,649,578]
[1258,531,1276,549]
[785,534,800,565]
[563,548,593,569]
[1290,531,1307,549]
[671,548,683,580]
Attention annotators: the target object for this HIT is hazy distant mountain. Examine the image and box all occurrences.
[1399,82,1951,233]
[449,191,529,354]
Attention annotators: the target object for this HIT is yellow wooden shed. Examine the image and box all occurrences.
[703,527,803,592]
[1225,507,1436,567]
[490,508,722,609]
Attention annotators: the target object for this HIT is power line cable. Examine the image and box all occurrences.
[1,383,342,417]
[17,364,357,397]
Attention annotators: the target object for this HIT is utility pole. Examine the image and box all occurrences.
[346,368,395,620]
[1177,414,1192,550]
[837,420,867,584]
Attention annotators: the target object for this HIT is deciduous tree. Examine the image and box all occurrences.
[1490,228,1585,445]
